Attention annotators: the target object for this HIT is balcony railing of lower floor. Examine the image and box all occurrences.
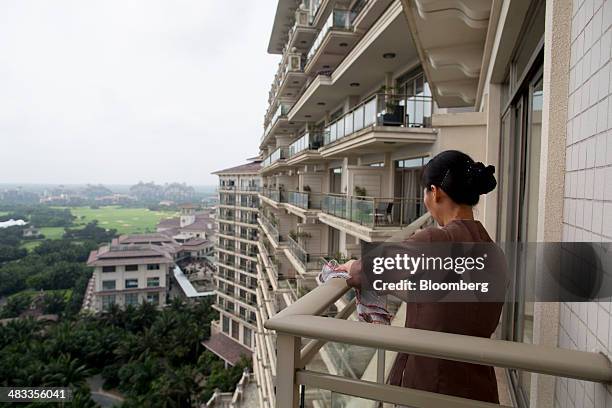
[286,235,324,272]
[321,193,426,228]
[259,213,281,245]
[265,278,612,408]
[261,188,285,204]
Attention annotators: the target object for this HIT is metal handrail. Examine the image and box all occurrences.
[320,193,427,228]
[265,278,612,407]
[323,93,433,146]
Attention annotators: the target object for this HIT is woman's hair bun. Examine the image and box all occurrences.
[466,162,497,195]
[421,150,498,206]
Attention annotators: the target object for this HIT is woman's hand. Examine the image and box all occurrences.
[333,259,356,272]
[335,259,361,288]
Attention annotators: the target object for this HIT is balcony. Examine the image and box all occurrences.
[305,9,357,76]
[287,129,326,161]
[217,184,236,192]
[218,211,235,222]
[237,247,258,258]
[288,3,420,124]
[218,227,236,237]
[218,243,235,252]
[260,188,287,208]
[321,193,426,228]
[317,93,434,155]
[262,103,294,146]
[261,146,289,170]
[219,196,236,206]
[286,235,324,273]
[238,230,258,242]
[269,51,308,105]
[239,197,259,209]
[285,6,317,53]
[265,279,612,407]
[259,213,281,246]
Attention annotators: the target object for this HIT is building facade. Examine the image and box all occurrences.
[86,244,173,311]
[232,0,612,407]
[205,162,263,372]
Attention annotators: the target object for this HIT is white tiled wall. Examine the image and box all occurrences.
[558,0,612,407]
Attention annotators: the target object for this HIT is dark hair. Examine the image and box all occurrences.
[421,150,497,206]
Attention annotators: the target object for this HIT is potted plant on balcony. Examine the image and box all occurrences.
[296,231,312,241]
[379,85,405,126]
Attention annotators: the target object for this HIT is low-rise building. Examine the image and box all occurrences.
[86,244,173,311]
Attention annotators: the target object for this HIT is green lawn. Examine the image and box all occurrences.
[39,226,67,239]
[20,206,179,251]
[67,206,178,234]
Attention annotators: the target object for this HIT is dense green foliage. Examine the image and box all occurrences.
[0,204,250,407]
[63,221,117,243]
[0,226,28,263]
[0,206,75,227]
[0,300,246,407]
[0,240,95,309]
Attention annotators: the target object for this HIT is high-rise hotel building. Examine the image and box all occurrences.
[205,162,262,372]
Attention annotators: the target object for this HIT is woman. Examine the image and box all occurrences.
[336,150,502,403]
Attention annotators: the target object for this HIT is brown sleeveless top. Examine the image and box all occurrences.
[389,220,502,403]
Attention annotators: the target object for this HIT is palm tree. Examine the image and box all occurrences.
[41,354,91,387]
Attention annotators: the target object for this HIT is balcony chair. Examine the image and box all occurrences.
[373,202,394,225]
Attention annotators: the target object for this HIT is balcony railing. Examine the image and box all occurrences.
[237,247,257,258]
[239,230,258,241]
[265,278,612,407]
[219,197,236,206]
[239,215,258,225]
[321,193,426,228]
[262,147,289,168]
[259,213,280,244]
[263,104,291,140]
[286,235,324,272]
[286,191,309,209]
[239,197,259,208]
[217,258,236,269]
[307,9,353,63]
[261,188,286,204]
[218,243,235,252]
[288,130,327,157]
[323,93,433,146]
[219,227,236,236]
[218,212,235,221]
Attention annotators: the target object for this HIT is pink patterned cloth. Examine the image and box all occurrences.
[317,260,392,325]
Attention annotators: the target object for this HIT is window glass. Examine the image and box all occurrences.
[147,277,160,287]
[102,295,115,310]
[498,61,543,408]
[243,327,252,348]
[125,279,138,289]
[102,266,116,273]
[102,280,116,290]
[147,264,160,270]
[222,316,230,333]
[231,320,240,340]
[125,293,139,306]
[125,265,138,271]
[146,292,160,305]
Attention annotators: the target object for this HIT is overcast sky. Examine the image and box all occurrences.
[0,0,278,186]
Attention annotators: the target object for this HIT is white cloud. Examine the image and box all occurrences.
[0,0,279,185]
